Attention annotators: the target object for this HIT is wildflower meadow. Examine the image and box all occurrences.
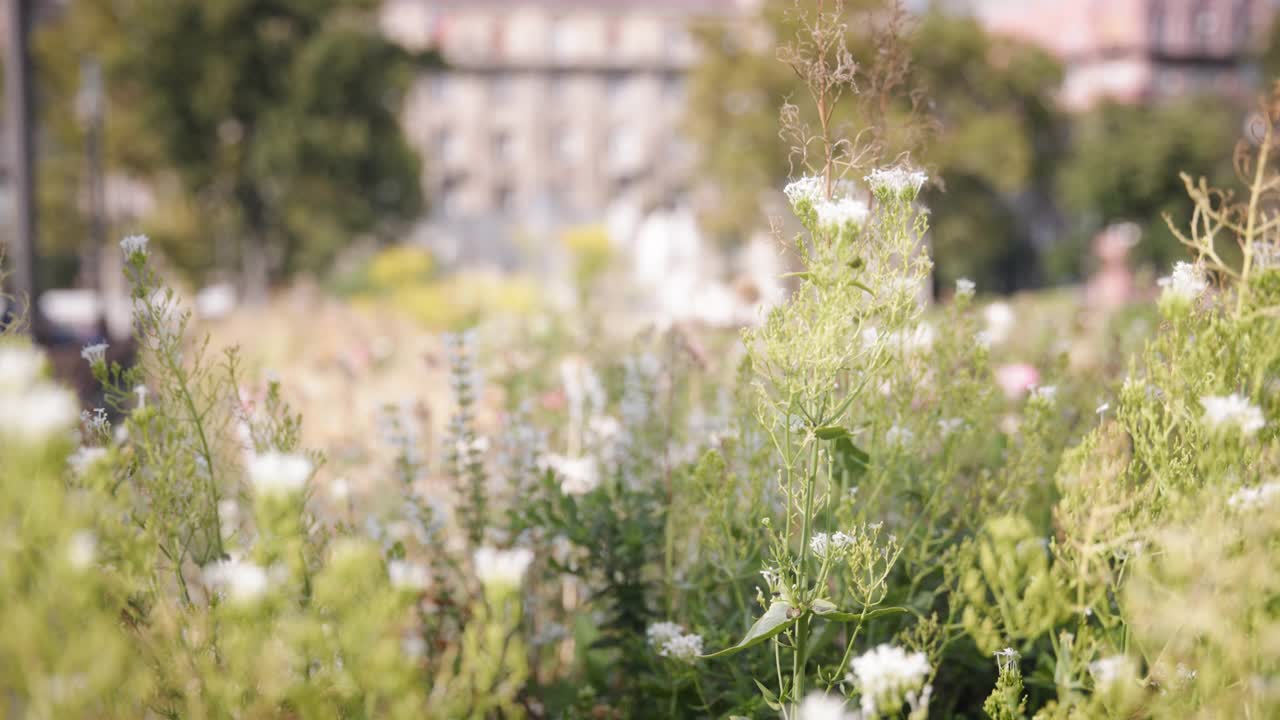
[4,3,1280,720]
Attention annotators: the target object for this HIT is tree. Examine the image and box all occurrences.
[37,0,428,298]
[684,1,1066,292]
[1055,99,1239,277]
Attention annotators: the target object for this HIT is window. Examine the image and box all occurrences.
[550,16,574,59]
[440,173,466,216]
[491,72,515,103]
[1191,1,1216,47]
[554,125,583,161]
[605,72,627,102]
[427,73,449,102]
[663,73,685,102]
[434,128,463,165]
[1233,0,1253,46]
[493,129,514,162]
[1147,0,1166,48]
[495,184,515,213]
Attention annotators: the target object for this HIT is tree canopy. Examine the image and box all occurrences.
[35,0,430,295]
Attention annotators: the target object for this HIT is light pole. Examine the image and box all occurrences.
[77,57,106,298]
[3,0,38,323]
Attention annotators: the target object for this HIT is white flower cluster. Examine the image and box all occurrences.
[0,344,79,445]
[67,530,98,570]
[938,417,966,439]
[810,530,856,559]
[473,546,534,589]
[80,342,108,366]
[543,453,600,496]
[388,559,432,591]
[647,621,703,663]
[865,166,928,201]
[814,197,870,236]
[955,277,976,298]
[204,557,270,605]
[1029,385,1058,405]
[794,692,856,720]
[1088,655,1134,691]
[1227,481,1280,510]
[1200,393,1265,436]
[885,425,915,447]
[980,301,1016,348]
[784,175,825,218]
[68,446,109,476]
[848,643,931,717]
[247,451,313,498]
[120,234,149,259]
[662,634,703,662]
[1157,261,1207,304]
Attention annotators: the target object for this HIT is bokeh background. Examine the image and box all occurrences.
[3,0,1280,354]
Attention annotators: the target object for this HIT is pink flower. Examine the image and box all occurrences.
[995,363,1040,399]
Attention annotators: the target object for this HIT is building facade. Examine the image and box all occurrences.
[380,0,746,236]
[971,0,1277,110]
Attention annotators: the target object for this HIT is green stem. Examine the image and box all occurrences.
[793,434,822,700]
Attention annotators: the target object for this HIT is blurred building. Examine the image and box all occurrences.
[970,0,1277,110]
[379,0,749,263]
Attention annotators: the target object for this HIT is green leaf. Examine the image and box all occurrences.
[851,278,875,296]
[832,436,871,480]
[752,679,782,711]
[812,605,910,623]
[811,598,838,615]
[781,271,813,281]
[814,425,850,440]
[701,601,798,658]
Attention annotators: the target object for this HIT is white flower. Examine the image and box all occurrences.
[1227,481,1280,510]
[67,530,97,570]
[204,558,270,604]
[814,197,870,235]
[865,166,928,201]
[885,425,914,446]
[68,446,108,475]
[995,646,1020,673]
[784,175,825,218]
[1096,402,1111,416]
[982,302,1015,347]
[1200,393,1265,436]
[885,323,934,354]
[938,417,966,438]
[955,278,975,298]
[120,234,149,259]
[0,343,46,390]
[646,621,685,648]
[388,560,432,591]
[473,546,534,589]
[848,644,931,717]
[1157,261,1207,303]
[1029,385,1057,404]
[402,634,427,659]
[795,692,855,720]
[810,532,831,557]
[0,383,79,443]
[247,451,312,497]
[329,477,351,502]
[544,454,600,495]
[659,632,703,662]
[80,342,108,366]
[1089,655,1133,690]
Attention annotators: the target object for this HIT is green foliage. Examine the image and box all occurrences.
[0,240,530,717]
[1057,98,1240,276]
[36,0,428,284]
